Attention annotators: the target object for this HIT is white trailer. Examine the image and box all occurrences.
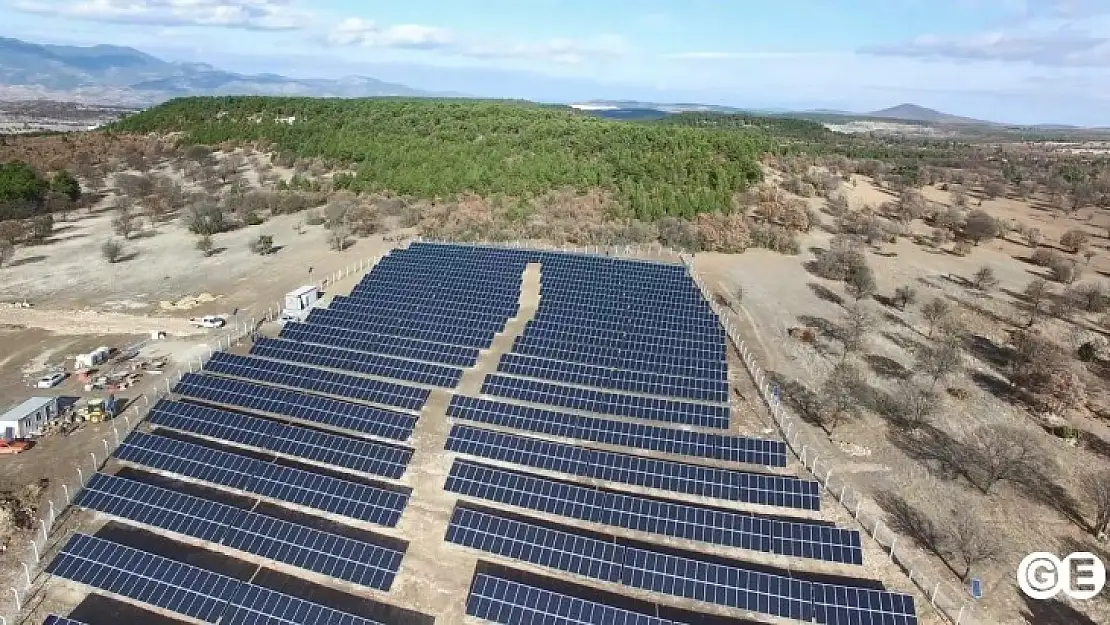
[75,346,112,369]
[284,285,320,312]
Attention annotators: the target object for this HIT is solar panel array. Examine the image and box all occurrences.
[115,431,409,526]
[446,459,862,564]
[447,506,918,625]
[446,424,820,510]
[43,617,88,625]
[75,473,404,590]
[39,242,917,625]
[48,533,389,625]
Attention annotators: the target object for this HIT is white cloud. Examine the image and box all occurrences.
[666,51,843,61]
[325,17,628,65]
[13,0,310,31]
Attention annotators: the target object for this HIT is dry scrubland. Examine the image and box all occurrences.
[2,115,1110,624]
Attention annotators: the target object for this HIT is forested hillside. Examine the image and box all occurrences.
[112,97,768,220]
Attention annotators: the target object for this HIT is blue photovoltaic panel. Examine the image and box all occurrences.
[446,507,624,583]
[512,342,725,381]
[522,318,724,353]
[325,299,509,334]
[251,337,463,388]
[75,473,404,590]
[43,616,89,625]
[115,431,410,526]
[223,584,388,625]
[447,507,919,625]
[480,374,730,429]
[446,459,862,564]
[280,322,479,367]
[497,352,729,402]
[512,332,724,366]
[46,533,240,623]
[467,573,687,625]
[174,373,417,442]
[448,395,785,467]
[331,294,512,326]
[148,399,413,478]
[203,352,429,411]
[445,425,819,510]
[306,308,494,349]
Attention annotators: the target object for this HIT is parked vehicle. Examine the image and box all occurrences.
[0,439,32,454]
[35,372,65,388]
[189,315,226,328]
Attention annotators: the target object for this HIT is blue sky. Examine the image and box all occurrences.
[4,0,1110,125]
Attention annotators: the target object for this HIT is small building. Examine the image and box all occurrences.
[0,396,59,440]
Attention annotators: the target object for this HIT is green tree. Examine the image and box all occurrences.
[50,169,81,202]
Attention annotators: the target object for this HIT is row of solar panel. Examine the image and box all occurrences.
[76,473,404,590]
[512,341,727,382]
[532,305,723,337]
[466,573,684,625]
[525,316,725,349]
[281,322,479,368]
[351,275,521,300]
[175,373,418,442]
[481,374,731,429]
[535,297,718,328]
[328,297,511,334]
[330,294,514,327]
[47,533,396,625]
[447,507,917,625]
[116,431,410,526]
[367,258,525,281]
[446,425,819,510]
[204,352,430,412]
[447,459,861,564]
[519,326,726,362]
[250,337,463,389]
[307,308,497,349]
[539,282,708,310]
[347,283,521,310]
[149,399,413,477]
[447,395,784,467]
[403,243,692,281]
[497,352,729,402]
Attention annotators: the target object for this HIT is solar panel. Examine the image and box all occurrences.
[148,399,413,478]
[203,352,429,411]
[448,395,786,467]
[116,431,410,526]
[467,573,687,625]
[447,507,918,625]
[47,533,239,623]
[497,352,729,402]
[75,473,405,590]
[481,374,730,429]
[251,337,463,388]
[280,321,479,367]
[445,425,819,510]
[512,332,724,367]
[43,616,89,625]
[446,459,862,564]
[306,308,498,348]
[324,299,509,334]
[331,294,512,325]
[223,584,388,625]
[512,342,725,381]
[174,373,417,442]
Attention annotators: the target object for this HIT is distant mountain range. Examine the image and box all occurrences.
[0,36,457,105]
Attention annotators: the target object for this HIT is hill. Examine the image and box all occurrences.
[0,37,444,105]
[867,103,991,125]
[111,97,767,220]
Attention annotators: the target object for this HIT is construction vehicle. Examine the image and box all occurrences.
[82,395,119,423]
[189,315,226,328]
[0,439,32,454]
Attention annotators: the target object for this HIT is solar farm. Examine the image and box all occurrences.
[29,241,923,625]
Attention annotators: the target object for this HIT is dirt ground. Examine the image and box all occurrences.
[695,176,1110,625]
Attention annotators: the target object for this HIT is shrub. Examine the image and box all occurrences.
[894,285,918,310]
[749,223,800,254]
[1031,247,1057,266]
[0,239,13,267]
[845,261,877,300]
[1060,228,1090,253]
[195,234,215,257]
[101,239,124,263]
[304,209,325,226]
[814,235,866,280]
[1024,227,1043,248]
[953,240,973,256]
[250,234,275,255]
[1079,342,1098,362]
[1071,282,1109,313]
[694,213,751,253]
[183,201,228,236]
[971,265,999,292]
[931,227,952,247]
[964,209,1000,244]
[1048,255,1080,284]
[656,216,700,252]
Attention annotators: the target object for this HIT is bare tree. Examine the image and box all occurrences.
[1083,469,1110,538]
[971,265,999,292]
[819,360,865,433]
[1060,228,1090,253]
[1024,227,1043,248]
[327,222,351,251]
[914,339,963,386]
[944,504,1001,581]
[112,202,138,239]
[0,221,23,246]
[1023,278,1051,327]
[845,261,876,300]
[897,189,927,223]
[921,297,952,337]
[961,425,1043,494]
[893,285,917,311]
[890,379,941,429]
[841,302,874,356]
[195,234,215,257]
[28,214,54,244]
[983,180,1007,200]
[950,187,969,209]
[183,200,228,236]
